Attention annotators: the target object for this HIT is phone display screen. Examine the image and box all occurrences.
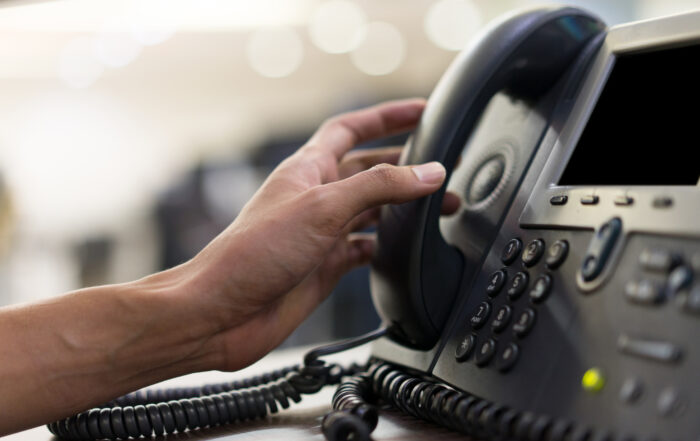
[559,44,700,186]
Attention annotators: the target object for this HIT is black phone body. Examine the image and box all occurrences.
[371,7,700,440]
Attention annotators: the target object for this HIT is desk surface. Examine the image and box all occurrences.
[7,345,463,441]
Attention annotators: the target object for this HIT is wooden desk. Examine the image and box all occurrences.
[6,345,463,440]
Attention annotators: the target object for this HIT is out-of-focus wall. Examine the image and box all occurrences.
[0,0,697,340]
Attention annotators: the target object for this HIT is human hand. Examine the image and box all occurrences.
[181,99,459,370]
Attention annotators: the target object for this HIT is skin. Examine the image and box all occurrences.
[0,99,459,435]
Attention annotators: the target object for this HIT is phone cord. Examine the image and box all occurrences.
[325,360,572,441]
[46,328,387,441]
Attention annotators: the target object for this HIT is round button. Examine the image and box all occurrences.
[545,240,569,269]
[619,378,644,404]
[470,302,492,329]
[475,338,497,366]
[455,334,477,362]
[496,342,520,372]
[658,387,685,417]
[491,305,513,333]
[502,239,522,265]
[530,274,553,303]
[486,270,507,297]
[507,272,529,300]
[513,308,536,338]
[522,239,545,267]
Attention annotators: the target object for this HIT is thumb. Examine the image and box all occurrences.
[327,161,446,220]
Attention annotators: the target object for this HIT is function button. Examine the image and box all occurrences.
[681,284,700,315]
[455,334,477,362]
[496,342,520,372]
[657,387,685,417]
[522,239,545,267]
[545,240,569,269]
[507,272,530,300]
[580,195,599,205]
[580,218,622,282]
[652,196,673,208]
[639,248,680,273]
[475,338,497,366]
[550,195,568,205]
[470,302,492,329]
[624,280,664,305]
[491,305,513,333]
[617,334,682,364]
[666,265,693,296]
[619,378,644,405]
[581,367,605,393]
[502,239,523,265]
[486,270,507,297]
[513,308,536,338]
[529,274,553,303]
[614,195,634,206]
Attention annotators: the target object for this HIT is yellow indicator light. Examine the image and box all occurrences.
[582,368,605,392]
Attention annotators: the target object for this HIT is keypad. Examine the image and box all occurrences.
[455,334,477,362]
[529,274,553,303]
[486,270,507,297]
[475,338,497,366]
[522,239,545,267]
[491,305,512,333]
[470,302,491,329]
[502,239,522,265]
[513,308,536,338]
[507,272,529,300]
[545,240,569,269]
[496,343,520,372]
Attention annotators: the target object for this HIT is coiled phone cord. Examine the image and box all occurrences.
[47,328,388,440]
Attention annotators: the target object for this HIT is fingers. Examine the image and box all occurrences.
[307,99,426,160]
[337,146,403,180]
[326,161,447,223]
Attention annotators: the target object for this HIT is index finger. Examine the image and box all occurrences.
[307,98,426,160]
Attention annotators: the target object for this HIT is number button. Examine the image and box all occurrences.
[522,239,545,267]
[486,270,507,297]
[475,338,497,366]
[502,239,522,265]
[545,240,569,269]
[497,342,520,372]
[530,274,553,303]
[507,272,529,300]
[491,305,512,333]
[470,302,492,329]
[513,308,536,338]
[455,334,477,362]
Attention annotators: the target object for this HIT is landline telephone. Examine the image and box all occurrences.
[49,5,700,441]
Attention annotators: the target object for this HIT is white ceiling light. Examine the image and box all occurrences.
[58,37,104,88]
[309,0,366,54]
[424,0,482,51]
[246,26,304,78]
[350,22,405,76]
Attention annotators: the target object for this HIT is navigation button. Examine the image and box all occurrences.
[486,270,507,297]
[455,334,477,362]
[667,266,693,296]
[658,387,685,417]
[652,196,673,208]
[507,271,529,300]
[475,338,497,366]
[502,239,522,265]
[513,308,536,338]
[470,302,492,329]
[619,378,644,405]
[624,280,664,305]
[617,334,682,363]
[522,239,545,267]
[580,218,622,282]
[545,240,569,269]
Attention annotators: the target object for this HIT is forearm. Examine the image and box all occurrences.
[0,263,224,435]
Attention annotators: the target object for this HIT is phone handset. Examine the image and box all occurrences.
[370,6,604,349]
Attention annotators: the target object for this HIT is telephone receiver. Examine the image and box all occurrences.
[371,6,605,350]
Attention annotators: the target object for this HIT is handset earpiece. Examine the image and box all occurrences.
[370,6,605,349]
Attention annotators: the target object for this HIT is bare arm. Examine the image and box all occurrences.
[0,99,454,435]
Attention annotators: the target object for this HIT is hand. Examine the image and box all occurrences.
[182,99,458,370]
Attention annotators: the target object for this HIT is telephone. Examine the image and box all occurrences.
[48,5,700,441]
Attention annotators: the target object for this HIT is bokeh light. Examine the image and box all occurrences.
[308,0,366,54]
[424,0,482,51]
[58,37,104,88]
[350,22,405,76]
[245,26,304,78]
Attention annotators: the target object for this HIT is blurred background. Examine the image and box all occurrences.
[0,0,697,348]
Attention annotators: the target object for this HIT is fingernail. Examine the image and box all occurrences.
[412,162,446,184]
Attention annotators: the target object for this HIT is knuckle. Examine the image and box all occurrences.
[369,163,399,187]
[303,187,346,235]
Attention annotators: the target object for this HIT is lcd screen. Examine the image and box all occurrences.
[559,44,700,186]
